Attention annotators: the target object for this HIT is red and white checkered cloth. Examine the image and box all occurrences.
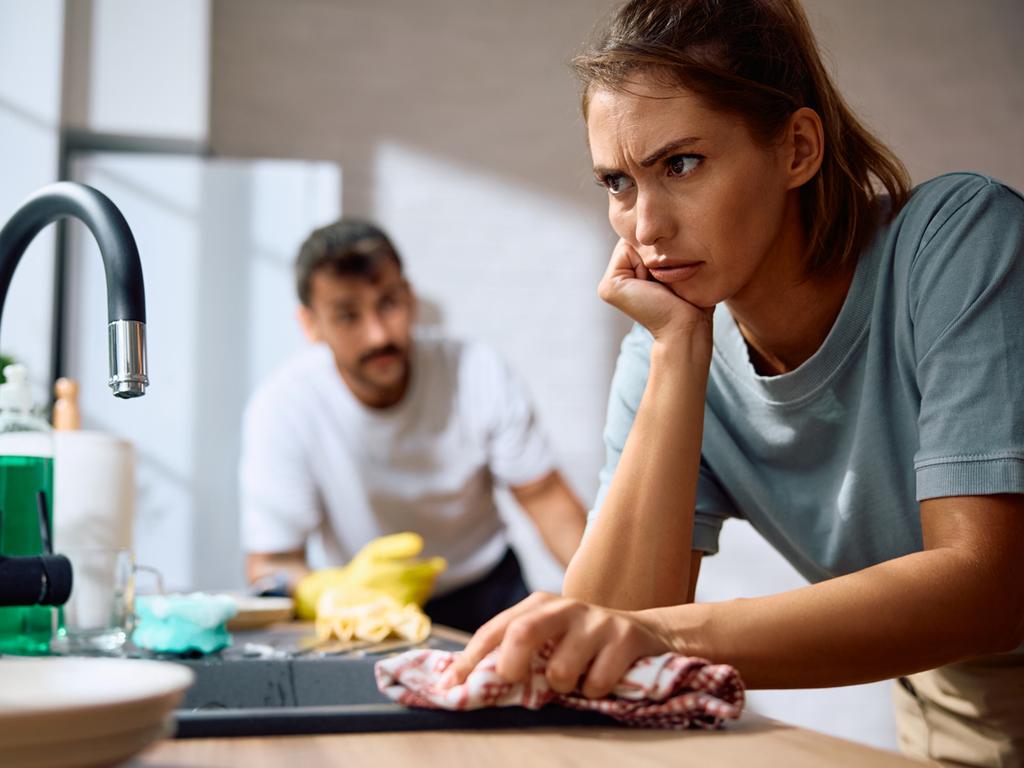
[374,644,744,729]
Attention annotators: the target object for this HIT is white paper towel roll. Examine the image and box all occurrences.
[53,431,135,550]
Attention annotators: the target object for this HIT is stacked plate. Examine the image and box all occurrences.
[0,656,194,767]
[224,594,294,631]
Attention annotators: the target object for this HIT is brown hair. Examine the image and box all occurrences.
[295,218,403,306]
[573,0,911,274]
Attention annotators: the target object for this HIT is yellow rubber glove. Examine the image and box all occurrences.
[294,532,447,620]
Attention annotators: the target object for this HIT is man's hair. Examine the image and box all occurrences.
[573,0,911,275]
[295,218,403,306]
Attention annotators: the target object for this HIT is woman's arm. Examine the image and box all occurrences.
[444,494,1024,695]
[562,338,709,607]
[561,239,714,609]
[657,493,1024,688]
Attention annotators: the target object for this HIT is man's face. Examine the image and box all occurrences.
[299,259,415,408]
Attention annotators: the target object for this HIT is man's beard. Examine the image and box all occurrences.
[350,343,410,401]
[358,343,404,369]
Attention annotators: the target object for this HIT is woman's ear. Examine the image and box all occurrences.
[297,305,321,343]
[785,107,825,190]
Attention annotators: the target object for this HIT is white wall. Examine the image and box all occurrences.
[0,0,64,398]
[61,0,210,140]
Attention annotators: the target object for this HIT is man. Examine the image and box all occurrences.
[240,218,586,631]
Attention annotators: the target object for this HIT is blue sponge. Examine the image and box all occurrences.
[133,593,238,654]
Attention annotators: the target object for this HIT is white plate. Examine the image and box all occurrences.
[223,594,294,630]
[0,656,194,767]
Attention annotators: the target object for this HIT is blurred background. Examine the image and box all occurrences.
[2,0,1022,751]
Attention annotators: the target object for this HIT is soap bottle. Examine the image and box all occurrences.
[0,364,55,654]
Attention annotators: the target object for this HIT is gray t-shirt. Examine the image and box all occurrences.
[592,173,1024,584]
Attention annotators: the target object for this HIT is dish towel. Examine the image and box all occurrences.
[374,644,744,729]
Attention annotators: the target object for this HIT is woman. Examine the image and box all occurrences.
[442,0,1024,764]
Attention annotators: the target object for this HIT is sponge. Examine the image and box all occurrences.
[133,593,238,654]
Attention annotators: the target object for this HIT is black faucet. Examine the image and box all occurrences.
[0,181,148,611]
[0,181,148,397]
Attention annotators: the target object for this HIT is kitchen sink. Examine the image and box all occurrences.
[165,625,613,738]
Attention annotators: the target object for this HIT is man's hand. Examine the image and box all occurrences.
[246,550,310,595]
[293,533,447,619]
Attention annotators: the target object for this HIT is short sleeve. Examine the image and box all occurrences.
[586,324,737,554]
[468,344,556,487]
[238,386,321,553]
[910,179,1024,498]
[691,459,736,556]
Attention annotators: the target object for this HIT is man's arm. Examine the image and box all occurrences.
[510,470,587,568]
[245,549,311,595]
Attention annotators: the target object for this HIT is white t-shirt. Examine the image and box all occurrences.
[239,332,555,594]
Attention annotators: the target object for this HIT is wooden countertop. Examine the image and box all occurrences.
[132,714,924,767]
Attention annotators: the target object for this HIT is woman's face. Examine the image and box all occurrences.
[587,75,797,308]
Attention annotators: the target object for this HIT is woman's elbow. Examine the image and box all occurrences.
[977,585,1024,655]
[993,599,1024,653]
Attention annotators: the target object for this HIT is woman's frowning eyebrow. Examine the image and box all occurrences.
[593,136,703,177]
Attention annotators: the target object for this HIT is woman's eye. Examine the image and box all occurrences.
[666,155,702,177]
[600,174,635,195]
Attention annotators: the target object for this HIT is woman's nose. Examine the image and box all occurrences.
[633,190,674,247]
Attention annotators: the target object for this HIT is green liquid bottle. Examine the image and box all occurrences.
[0,364,55,655]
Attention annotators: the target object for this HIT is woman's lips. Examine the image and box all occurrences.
[647,262,703,283]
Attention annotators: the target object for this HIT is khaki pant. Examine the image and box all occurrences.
[893,654,1024,767]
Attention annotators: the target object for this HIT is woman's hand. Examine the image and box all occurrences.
[439,592,674,698]
[598,239,713,345]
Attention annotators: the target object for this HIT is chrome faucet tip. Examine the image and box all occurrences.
[112,382,146,398]
[108,320,148,399]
